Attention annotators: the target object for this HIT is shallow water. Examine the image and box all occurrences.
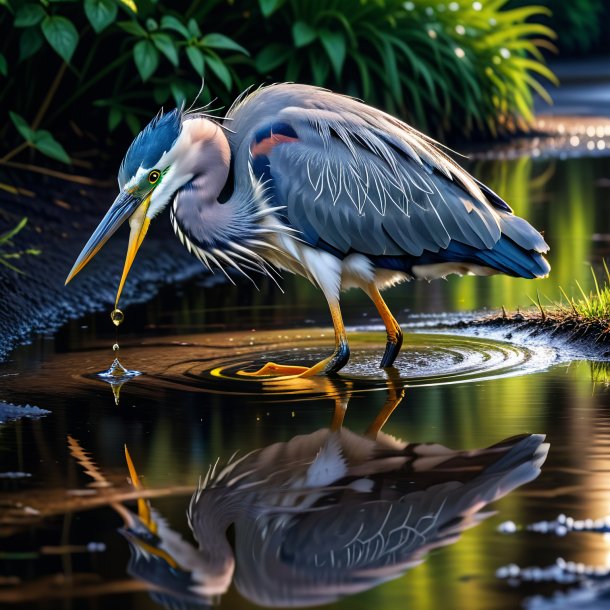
[1,154,610,609]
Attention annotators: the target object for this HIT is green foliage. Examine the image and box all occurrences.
[0,218,41,274]
[249,0,556,136]
[509,0,605,54]
[559,262,610,322]
[0,0,557,169]
[9,112,71,163]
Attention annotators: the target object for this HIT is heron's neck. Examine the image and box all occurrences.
[171,117,258,249]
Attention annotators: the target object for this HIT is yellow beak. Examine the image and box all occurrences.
[65,190,152,309]
[115,195,151,307]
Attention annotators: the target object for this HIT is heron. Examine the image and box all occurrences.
[67,391,548,609]
[65,84,550,376]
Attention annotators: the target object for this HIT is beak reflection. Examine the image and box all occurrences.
[65,190,152,307]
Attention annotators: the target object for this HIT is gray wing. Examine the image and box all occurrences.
[226,84,548,259]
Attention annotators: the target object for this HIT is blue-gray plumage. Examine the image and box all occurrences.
[66,83,550,376]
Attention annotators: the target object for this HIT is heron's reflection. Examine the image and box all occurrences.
[74,376,548,609]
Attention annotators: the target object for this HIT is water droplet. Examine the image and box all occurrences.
[112,343,120,352]
[111,309,124,326]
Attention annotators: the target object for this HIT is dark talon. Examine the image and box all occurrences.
[325,339,350,374]
[380,328,403,368]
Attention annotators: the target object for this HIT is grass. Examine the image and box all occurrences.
[450,262,610,352]
[0,218,41,274]
[558,262,610,323]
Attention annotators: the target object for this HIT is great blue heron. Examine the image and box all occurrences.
[65,84,550,376]
[64,390,548,610]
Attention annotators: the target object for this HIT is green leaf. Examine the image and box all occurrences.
[201,33,248,56]
[14,4,46,27]
[0,53,7,77]
[255,43,291,73]
[145,18,158,31]
[108,107,122,131]
[292,21,316,47]
[41,15,78,63]
[318,29,346,79]
[84,0,117,33]
[204,53,231,89]
[187,18,201,38]
[170,81,188,106]
[125,113,140,136]
[152,33,178,66]
[19,27,43,61]
[0,218,27,244]
[9,111,35,143]
[160,15,189,38]
[186,45,204,75]
[259,0,280,17]
[117,20,147,37]
[32,130,71,164]
[133,39,159,81]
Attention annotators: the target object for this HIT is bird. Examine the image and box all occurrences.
[67,388,548,609]
[65,83,550,377]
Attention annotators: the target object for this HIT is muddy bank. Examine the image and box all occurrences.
[436,311,610,361]
[0,172,201,362]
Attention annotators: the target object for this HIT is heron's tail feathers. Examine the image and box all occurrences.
[472,235,550,279]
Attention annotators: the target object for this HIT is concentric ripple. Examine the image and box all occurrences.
[158,331,557,397]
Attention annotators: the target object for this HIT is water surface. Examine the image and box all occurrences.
[2,154,610,609]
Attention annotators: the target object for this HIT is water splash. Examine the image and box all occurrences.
[97,358,141,405]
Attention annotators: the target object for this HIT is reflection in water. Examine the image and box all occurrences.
[53,382,548,610]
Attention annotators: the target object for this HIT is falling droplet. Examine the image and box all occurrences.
[111,309,124,326]
[112,343,120,352]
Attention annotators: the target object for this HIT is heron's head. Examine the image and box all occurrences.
[65,108,194,306]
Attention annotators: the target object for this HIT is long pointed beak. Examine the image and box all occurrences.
[65,190,152,308]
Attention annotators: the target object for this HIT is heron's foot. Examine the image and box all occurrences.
[380,327,403,368]
[238,341,350,378]
[238,362,310,377]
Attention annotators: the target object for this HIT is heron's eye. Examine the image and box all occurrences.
[148,170,161,184]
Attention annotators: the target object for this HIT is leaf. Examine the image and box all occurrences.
[41,15,78,63]
[255,43,291,73]
[160,15,189,38]
[125,113,140,136]
[14,4,46,27]
[145,18,158,31]
[119,0,137,13]
[259,0,280,17]
[152,33,179,66]
[170,81,188,106]
[32,130,71,164]
[0,218,27,244]
[133,39,159,81]
[19,27,43,61]
[117,20,147,37]
[292,21,316,47]
[318,29,346,79]
[186,45,204,74]
[84,0,117,33]
[108,107,122,131]
[187,18,201,38]
[204,53,231,89]
[0,53,6,76]
[201,33,248,55]
[9,111,35,143]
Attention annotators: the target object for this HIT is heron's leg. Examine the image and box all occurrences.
[365,371,406,439]
[238,297,350,377]
[364,283,403,368]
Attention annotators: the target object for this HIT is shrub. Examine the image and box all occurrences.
[0,0,557,169]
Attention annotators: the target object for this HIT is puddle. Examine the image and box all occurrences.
[2,154,610,609]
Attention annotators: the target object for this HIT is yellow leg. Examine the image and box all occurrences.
[365,371,406,439]
[239,299,350,378]
[365,283,403,368]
